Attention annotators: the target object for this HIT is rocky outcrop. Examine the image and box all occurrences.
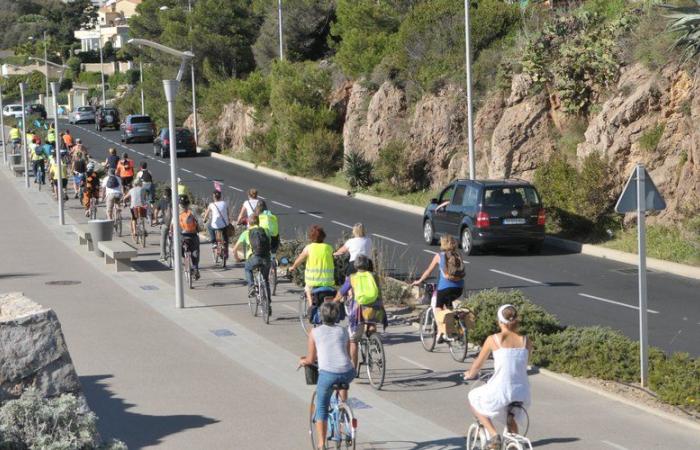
[187,100,260,153]
[0,293,82,402]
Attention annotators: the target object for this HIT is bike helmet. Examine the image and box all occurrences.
[87,162,95,172]
[178,195,190,206]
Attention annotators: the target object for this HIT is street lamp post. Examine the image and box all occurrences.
[278,0,284,60]
[98,26,107,107]
[188,0,199,149]
[464,0,476,180]
[0,84,6,165]
[139,59,145,115]
[128,38,193,309]
[50,82,64,225]
[19,82,29,188]
[44,31,50,106]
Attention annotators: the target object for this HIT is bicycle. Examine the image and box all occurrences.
[465,374,532,450]
[270,254,278,296]
[309,382,357,450]
[34,161,45,191]
[353,322,386,390]
[134,210,147,249]
[182,238,194,289]
[418,282,471,362]
[298,287,337,336]
[213,229,228,268]
[249,265,271,324]
[88,197,98,220]
[112,200,123,237]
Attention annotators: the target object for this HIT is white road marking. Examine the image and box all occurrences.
[489,269,546,286]
[154,159,167,164]
[195,173,207,179]
[578,293,660,314]
[423,249,437,255]
[372,233,407,246]
[332,220,352,229]
[308,213,323,219]
[601,441,629,450]
[181,168,192,173]
[272,200,292,209]
[229,185,243,192]
[398,356,433,371]
[462,260,471,265]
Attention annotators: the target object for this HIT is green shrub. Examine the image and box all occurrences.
[0,389,126,449]
[294,128,342,177]
[649,352,700,412]
[78,71,103,85]
[461,289,563,345]
[638,123,665,152]
[602,223,700,266]
[344,152,374,190]
[375,140,413,194]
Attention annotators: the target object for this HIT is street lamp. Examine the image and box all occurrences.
[278,0,284,60]
[97,25,107,107]
[50,82,64,225]
[0,83,6,165]
[139,58,145,115]
[28,57,69,116]
[128,38,194,309]
[464,0,476,180]
[19,82,29,188]
[43,31,49,105]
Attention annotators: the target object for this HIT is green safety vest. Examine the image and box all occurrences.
[30,147,44,161]
[47,131,56,143]
[177,184,189,197]
[259,211,279,237]
[305,243,334,287]
[350,271,379,306]
[9,128,20,140]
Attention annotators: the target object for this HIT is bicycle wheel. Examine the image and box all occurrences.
[505,441,524,450]
[507,405,530,437]
[466,423,486,450]
[167,236,173,269]
[335,403,356,450]
[366,333,386,390]
[270,259,278,296]
[419,308,437,352]
[139,219,147,248]
[249,273,259,317]
[261,280,270,325]
[448,317,469,362]
[353,339,363,379]
[299,292,312,335]
[185,253,193,289]
[308,392,319,450]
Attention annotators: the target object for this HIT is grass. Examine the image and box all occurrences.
[638,123,665,152]
[602,223,700,266]
[325,172,437,207]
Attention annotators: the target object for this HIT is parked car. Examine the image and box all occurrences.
[25,104,47,120]
[422,179,546,255]
[95,107,120,131]
[68,106,96,124]
[120,114,155,143]
[153,128,196,158]
[2,104,23,118]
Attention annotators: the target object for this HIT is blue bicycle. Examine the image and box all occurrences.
[33,160,45,191]
[309,382,357,450]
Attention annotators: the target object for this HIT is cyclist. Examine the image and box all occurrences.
[101,168,123,220]
[235,188,260,225]
[178,195,201,280]
[123,179,148,241]
[71,151,87,199]
[116,152,135,192]
[334,222,373,276]
[82,162,101,217]
[232,214,271,301]
[202,190,230,256]
[46,123,56,147]
[29,141,47,186]
[299,301,354,450]
[412,235,465,343]
[335,255,387,370]
[156,189,173,261]
[9,125,21,152]
[135,161,155,204]
[48,155,68,201]
[104,147,119,171]
[177,177,190,201]
[71,138,86,158]
[256,201,280,254]
[62,129,73,152]
[464,304,532,450]
[289,225,335,309]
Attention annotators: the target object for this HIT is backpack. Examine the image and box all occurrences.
[249,227,271,257]
[350,272,379,306]
[106,175,119,189]
[444,251,465,280]
[180,211,198,233]
[140,170,153,183]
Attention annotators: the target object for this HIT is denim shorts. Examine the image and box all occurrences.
[315,369,354,422]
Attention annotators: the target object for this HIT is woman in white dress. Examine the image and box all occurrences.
[334,222,373,276]
[464,304,532,449]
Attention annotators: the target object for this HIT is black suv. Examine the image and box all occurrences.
[95,107,120,131]
[25,104,47,119]
[423,179,545,255]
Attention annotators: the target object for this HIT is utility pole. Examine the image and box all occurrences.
[98,26,106,107]
[188,0,198,148]
[278,0,284,60]
[19,82,29,188]
[44,31,50,106]
[51,82,64,225]
[464,0,476,180]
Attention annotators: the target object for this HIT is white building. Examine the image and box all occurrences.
[73,0,142,51]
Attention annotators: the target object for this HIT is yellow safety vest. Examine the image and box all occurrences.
[177,184,189,197]
[9,128,20,140]
[350,271,379,306]
[47,131,56,143]
[305,243,334,287]
[30,147,44,161]
[259,211,279,237]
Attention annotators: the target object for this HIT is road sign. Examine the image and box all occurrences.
[615,166,666,213]
[614,164,666,387]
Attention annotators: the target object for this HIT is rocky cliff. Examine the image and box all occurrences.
[193,63,699,224]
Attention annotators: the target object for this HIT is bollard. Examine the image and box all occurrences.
[88,219,114,257]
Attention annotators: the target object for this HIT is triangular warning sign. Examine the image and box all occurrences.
[615,165,666,213]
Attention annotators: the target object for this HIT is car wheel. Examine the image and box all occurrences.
[528,242,543,255]
[461,227,476,256]
[423,220,436,245]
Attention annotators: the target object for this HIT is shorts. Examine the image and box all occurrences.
[306,286,337,306]
[435,287,463,310]
[270,235,280,253]
[74,172,85,184]
[51,179,68,189]
[106,193,122,212]
[131,206,147,220]
[121,176,133,188]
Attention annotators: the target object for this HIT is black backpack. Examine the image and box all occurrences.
[249,227,270,257]
[140,170,153,183]
[106,175,119,189]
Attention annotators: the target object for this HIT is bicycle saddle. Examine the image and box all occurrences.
[508,401,524,408]
[331,383,350,391]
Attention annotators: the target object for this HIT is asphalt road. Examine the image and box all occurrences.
[65,121,700,355]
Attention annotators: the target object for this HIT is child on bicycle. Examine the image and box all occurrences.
[464,304,532,450]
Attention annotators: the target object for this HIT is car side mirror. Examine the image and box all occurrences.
[430,198,438,204]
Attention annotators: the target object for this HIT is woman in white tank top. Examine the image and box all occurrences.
[464,304,532,450]
[236,188,260,224]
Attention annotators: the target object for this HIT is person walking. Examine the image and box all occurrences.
[156,189,173,261]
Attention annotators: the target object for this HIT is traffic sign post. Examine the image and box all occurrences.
[615,163,666,387]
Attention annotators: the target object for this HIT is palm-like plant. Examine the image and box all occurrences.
[660,1,700,62]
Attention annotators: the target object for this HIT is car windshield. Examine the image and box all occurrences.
[130,116,151,124]
[161,129,192,138]
[484,186,540,207]
[78,107,93,112]
[10,106,22,111]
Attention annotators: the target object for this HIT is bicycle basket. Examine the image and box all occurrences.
[304,364,319,385]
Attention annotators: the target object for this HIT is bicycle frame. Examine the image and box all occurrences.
[309,388,357,450]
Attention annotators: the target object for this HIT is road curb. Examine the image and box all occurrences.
[537,367,700,432]
[208,152,700,281]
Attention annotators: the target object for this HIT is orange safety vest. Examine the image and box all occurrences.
[117,160,134,178]
[63,134,73,147]
[179,210,198,233]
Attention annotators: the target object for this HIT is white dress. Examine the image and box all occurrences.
[468,334,531,427]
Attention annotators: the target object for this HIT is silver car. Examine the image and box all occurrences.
[69,106,96,124]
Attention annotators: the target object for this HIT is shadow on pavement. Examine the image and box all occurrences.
[380,371,464,393]
[530,437,580,447]
[81,374,218,448]
[367,437,467,449]
[0,272,42,279]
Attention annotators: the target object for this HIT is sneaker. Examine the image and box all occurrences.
[436,334,445,344]
[194,270,201,280]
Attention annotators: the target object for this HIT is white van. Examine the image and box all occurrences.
[2,104,23,118]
